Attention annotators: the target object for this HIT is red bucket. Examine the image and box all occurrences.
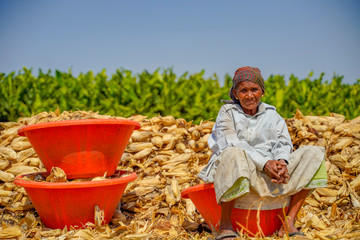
[18,119,140,179]
[14,170,137,229]
[181,183,287,236]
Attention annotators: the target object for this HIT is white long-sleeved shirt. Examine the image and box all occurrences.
[206,102,293,172]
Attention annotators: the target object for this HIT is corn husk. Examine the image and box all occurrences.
[133,148,153,160]
[126,142,154,153]
[1,109,360,239]
[17,148,36,162]
[131,131,153,142]
[160,116,176,126]
[0,147,17,161]
[0,170,15,182]
[151,136,163,148]
[6,165,40,177]
[0,160,11,170]
[46,167,67,182]
[0,226,22,238]
[164,185,176,207]
[11,137,32,151]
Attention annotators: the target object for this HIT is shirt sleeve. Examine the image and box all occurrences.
[208,106,272,171]
[235,141,272,171]
[271,115,293,162]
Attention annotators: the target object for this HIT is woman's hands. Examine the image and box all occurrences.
[263,159,289,184]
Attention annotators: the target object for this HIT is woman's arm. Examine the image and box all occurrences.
[272,115,293,161]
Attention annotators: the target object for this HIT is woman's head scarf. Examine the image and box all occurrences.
[229,66,265,103]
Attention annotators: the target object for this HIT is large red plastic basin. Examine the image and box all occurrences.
[18,119,140,179]
[181,183,287,237]
[14,170,137,229]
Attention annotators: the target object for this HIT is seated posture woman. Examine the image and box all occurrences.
[198,66,327,239]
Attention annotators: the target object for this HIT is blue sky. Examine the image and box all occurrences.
[1,0,359,84]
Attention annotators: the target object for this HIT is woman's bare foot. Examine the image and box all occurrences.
[277,216,299,237]
[278,189,310,237]
[216,200,237,239]
[215,228,238,240]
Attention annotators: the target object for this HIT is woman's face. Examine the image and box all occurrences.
[232,81,263,115]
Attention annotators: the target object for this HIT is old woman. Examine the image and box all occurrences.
[198,66,327,239]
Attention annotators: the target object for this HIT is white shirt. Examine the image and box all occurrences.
[207,102,293,171]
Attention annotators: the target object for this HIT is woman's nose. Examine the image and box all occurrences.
[245,91,254,98]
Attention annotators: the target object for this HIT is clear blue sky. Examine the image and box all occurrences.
[1,0,359,84]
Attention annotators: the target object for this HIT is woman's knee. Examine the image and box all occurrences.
[294,145,325,160]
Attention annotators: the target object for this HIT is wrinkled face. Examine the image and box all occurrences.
[232,81,263,115]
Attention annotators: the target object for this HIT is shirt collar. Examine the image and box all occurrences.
[224,101,275,117]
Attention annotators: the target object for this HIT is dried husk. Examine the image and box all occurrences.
[126,142,154,153]
[164,185,176,207]
[171,177,180,199]
[151,136,163,148]
[330,137,354,152]
[0,159,11,170]
[17,148,36,162]
[25,157,41,167]
[0,189,13,197]
[0,170,15,182]
[11,137,32,151]
[160,116,176,126]
[315,188,338,197]
[6,165,40,177]
[0,226,22,238]
[0,147,17,161]
[0,126,19,140]
[45,167,67,182]
[133,148,153,160]
[1,109,360,239]
[175,142,186,153]
[163,139,176,150]
[131,131,153,142]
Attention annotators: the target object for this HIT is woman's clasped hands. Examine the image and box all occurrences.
[263,159,290,184]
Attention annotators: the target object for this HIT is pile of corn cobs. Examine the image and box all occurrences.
[0,109,359,239]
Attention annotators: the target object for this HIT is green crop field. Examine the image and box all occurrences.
[1,67,359,123]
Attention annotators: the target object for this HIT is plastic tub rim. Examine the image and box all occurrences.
[14,170,137,189]
[181,182,214,199]
[18,119,141,136]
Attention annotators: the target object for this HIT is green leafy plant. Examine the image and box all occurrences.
[0,68,359,123]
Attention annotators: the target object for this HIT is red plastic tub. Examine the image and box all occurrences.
[14,170,137,229]
[18,119,140,179]
[181,183,287,236]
